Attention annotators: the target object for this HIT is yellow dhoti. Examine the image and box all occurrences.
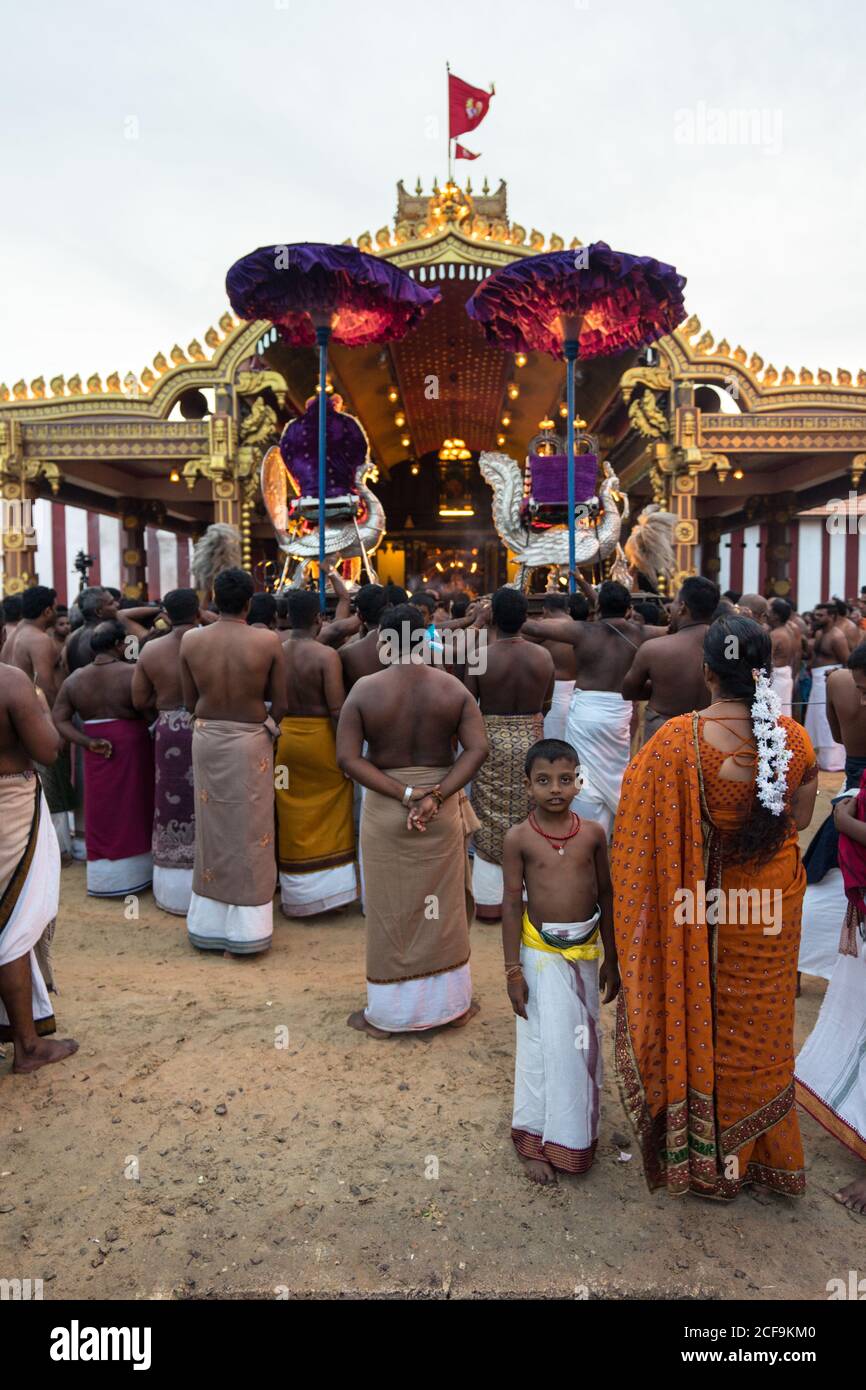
[275,716,357,917]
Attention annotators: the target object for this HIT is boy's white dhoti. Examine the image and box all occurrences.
[771,665,794,717]
[0,774,60,1039]
[805,665,845,771]
[544,680,576,742]
[796,934,866,1162]
[511,913,602,1174]
[565,688,632,836]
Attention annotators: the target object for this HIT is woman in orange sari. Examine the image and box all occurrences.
[612,616,818,1199]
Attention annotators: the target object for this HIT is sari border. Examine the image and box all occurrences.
[0,775,40,937]
[720,1081,796,1154]
[795,1078,866,1163]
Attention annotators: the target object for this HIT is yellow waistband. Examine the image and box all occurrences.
[521,909,601,960]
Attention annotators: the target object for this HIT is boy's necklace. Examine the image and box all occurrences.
[529,810,581,856]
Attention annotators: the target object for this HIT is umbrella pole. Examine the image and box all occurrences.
[564,338,578,593]
[315,325,330,610]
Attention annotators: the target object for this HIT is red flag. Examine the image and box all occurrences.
[454,143,480,160]
[448,72,494,139]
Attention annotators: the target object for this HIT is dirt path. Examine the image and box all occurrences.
[1,774,862,1300]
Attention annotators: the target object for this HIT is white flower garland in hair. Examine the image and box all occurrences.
[750,667,793,815]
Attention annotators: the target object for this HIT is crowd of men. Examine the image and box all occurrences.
[1,568,864,1207]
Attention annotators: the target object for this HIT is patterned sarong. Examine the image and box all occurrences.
[471,713,544,865]
[153,709,195,871]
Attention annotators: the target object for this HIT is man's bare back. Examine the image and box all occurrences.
[0,665,61,774]
[344,664,477,769]
[181,618,285,723]
[621,623,710,717]
[524,614,645,693]
[132,628,188,710]
[467,635,554,715]
[284,633,345,721]
[827,667,866,756]
[54,659,142,725]
[771,624,799,670]
[536,613,577,681]
[7,624,63,706]
[340,630,385,690]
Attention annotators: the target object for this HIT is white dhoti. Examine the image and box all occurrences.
[366,962,473,1033]
[512,940,601,1174]
[0,775,60,1039]
[805,665,845,771]
[771,664,794,718]
[799,868,847,980]
[796,934,866,1163]
[186,894,274,955]
[279,863,358,917]
[472,853,503,915]
[544,680,576,742]
[565,688,633,837]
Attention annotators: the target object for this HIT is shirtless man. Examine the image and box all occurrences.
[621,576,719,743]
[465,588,554,919]
[337,602,488,1036]
[337,584,389,692]
[739,593,769,627]
[53,620,156,896]
[537,594,577,741]
[179,568,286,956]
[806,603,850,771]
[275,590,359,917]
[765,598,799,716]
[523,580,650,835]
[0,660,78,1073]
[66,587,161,673]
[0,596,23,663]
[831,597,861,654]
[5,586,62,707]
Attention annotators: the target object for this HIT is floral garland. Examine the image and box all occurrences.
[751,667,793,815]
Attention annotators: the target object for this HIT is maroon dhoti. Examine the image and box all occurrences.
[83,718,154,897]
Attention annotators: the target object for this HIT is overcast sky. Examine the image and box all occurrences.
[2,0,863,387]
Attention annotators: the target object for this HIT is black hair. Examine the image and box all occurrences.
[90,618,127,654]
[848,642,866,672]
[769,597,793,624]
[274,595,289,621]
[104,587,121,602]
[248,592,277,627]
[21,585,56,620]
[411,590,437,617]
[568,593,590,621]
[2,596,22,623]
[525,739,580,776]
[492,585,527,634]
[55,605,69,617]
[598,580,631,618]
[680,576,720,623]
[451,592,470,619]
[723,589,742,604]
[703,616,790,865]
[287,591,321,629]
[355,584,388,625]
[382,582,409,607]
[632,597,665,625]
[542,593,569,613]
[213,567,254,615]
[162,588,199,624]
[832,596,849,617]
[378,602,427,656]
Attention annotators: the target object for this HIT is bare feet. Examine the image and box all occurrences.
[834,1174,866,1214]
[347,1010,392,1039]
[12,1037,79,1075]
[446,1000,481,1028]
[520,1155,558,1185]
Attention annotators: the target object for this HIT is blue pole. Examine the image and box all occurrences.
[316,325,330,611]
[564,338,578,593]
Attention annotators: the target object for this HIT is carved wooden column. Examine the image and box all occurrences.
[119,503,148,600]
[765,493,797,599]
[701,525,721,585]
[1,475,38,596]
[671,471,699,587]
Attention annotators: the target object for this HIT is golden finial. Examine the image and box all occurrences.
[732,345,747,364]
[141,367,156,389]
[153,352,169,374]
[68,374,83,395]
[859,370,866,388]
[415,177,423,195]
[696,331,714,353]
[204,326,220,350]
[30,376,46,398]
[87,373,103,393]
[799,367,814,384]
[749,353,763,374]
[50,375,65,396]
[763,364,778,385]
[12,380,28,399]
[375,226,392,248]
[106,372,122,393]
[715,338,731,357]
[549,233,564,251]
[838,368,853,385]
[188,339,206,361]
[780,366,795,384]
[482,177,489,194]
[680,314,700,339]
[465,177,472,194]
[0,383,8,401]
[817,368,832,384]
[123,372,140,396]
[170,345,188,366]
[218,312,234,334]
[529,228,544,249]
[357,231,372,252]
[569,236,583,251]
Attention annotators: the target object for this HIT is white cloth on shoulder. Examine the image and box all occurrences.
[805,665,845,772]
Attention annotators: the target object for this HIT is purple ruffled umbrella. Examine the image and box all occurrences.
[226,242,440,604]
[466,242,686,585]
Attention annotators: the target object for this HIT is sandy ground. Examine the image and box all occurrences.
[1,772,863,1301]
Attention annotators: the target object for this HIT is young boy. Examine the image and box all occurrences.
[502,738,620,1184]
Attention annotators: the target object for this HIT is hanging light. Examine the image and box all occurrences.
[515,353,527,368]
[496,433,506,446]
[169,468,180,483]
[387,387,399,403]
[401,435,411,448]
[394,412,406,427]
[410,463,420,476]
[501,414,511,427]
[507,383,519,400]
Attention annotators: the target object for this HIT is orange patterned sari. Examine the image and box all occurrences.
[611,713,817,1199]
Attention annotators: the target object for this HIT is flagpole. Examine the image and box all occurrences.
[446,60,452,182]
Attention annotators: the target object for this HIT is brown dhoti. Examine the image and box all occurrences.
[361,766,476,1031]
[187,718,276,954]
[641,705,670,747]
